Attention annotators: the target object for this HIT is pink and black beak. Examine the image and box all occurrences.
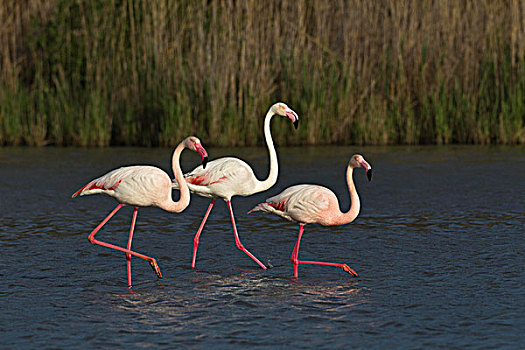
[195,143,208,169]
[359,159,372,181]
[285,108,300,129]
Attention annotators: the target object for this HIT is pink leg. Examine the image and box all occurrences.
[191,199,215,268]
[125,207,138,288]
[87,204,163,280]
[227,200,267,270]
[290,225,305,278]
[290,224,359,278]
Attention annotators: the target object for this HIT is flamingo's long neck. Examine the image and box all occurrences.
[333,165,361,225]
[254,108,278,192]
[164,142,191,212]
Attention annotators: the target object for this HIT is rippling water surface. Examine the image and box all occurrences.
[1,146,523,348]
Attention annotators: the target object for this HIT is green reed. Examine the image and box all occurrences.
[0,0,523,146]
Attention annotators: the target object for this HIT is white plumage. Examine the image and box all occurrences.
[71,136,208,288]
[172,102,300,270]
[174,157,262,199]
[76,166,172,207]
[250,184,335,225]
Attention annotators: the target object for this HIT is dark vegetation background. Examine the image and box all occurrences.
[0,0,524,147]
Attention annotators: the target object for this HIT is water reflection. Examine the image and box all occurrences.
[103,269,371,341]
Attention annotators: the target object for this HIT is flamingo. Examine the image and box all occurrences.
[249,154,372,278]
[71,136,208,288]
[173,102,299,270]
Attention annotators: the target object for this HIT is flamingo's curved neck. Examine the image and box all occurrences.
[254,108,278,192]
[333,165,361,225]
[164,142,191,212]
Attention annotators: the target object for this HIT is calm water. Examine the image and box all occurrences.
[0,146,523,349]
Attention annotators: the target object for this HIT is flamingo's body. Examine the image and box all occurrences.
[173,102,299,269]
[249,154,372,278]
[183,157,267,199]
[251,185,348,226]
[74,166,179,209]
[72,136,208,288]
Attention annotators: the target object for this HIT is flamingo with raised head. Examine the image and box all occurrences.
[249,154,372,278]
[72,136,208,288]
[173,102,299,270]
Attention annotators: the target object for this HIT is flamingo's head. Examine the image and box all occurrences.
[184,136,208,169]
[272,102,299,129]
[350,154,372,181]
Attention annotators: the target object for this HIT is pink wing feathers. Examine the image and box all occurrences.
[185,174,227,186]
[184,158,252,185]
[72,167,128,198]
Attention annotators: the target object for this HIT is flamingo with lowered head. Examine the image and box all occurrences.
[249,154,372,278]
[173,102,299,270]
[72,136,208,288]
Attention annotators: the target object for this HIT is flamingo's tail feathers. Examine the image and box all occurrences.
[71,184,88,198]
[173,179,214,198]
[72,179,119,198]
[248,203,266,214]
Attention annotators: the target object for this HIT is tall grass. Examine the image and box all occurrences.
[0,0,524,146]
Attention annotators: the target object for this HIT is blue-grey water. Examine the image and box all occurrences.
[0,145,523,349]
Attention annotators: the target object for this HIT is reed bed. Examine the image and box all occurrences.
[0,0,524,146]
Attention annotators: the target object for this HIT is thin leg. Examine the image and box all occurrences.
[87,204,163,279]
[192,199,215,268]
[227,200,267,270]
[290,224,358,278]
[125,207,138,288]
[290,225,305,278]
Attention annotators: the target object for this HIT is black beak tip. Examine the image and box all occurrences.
[293,120,299,129]
[202,156,208,169]
[367,169,372,181]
